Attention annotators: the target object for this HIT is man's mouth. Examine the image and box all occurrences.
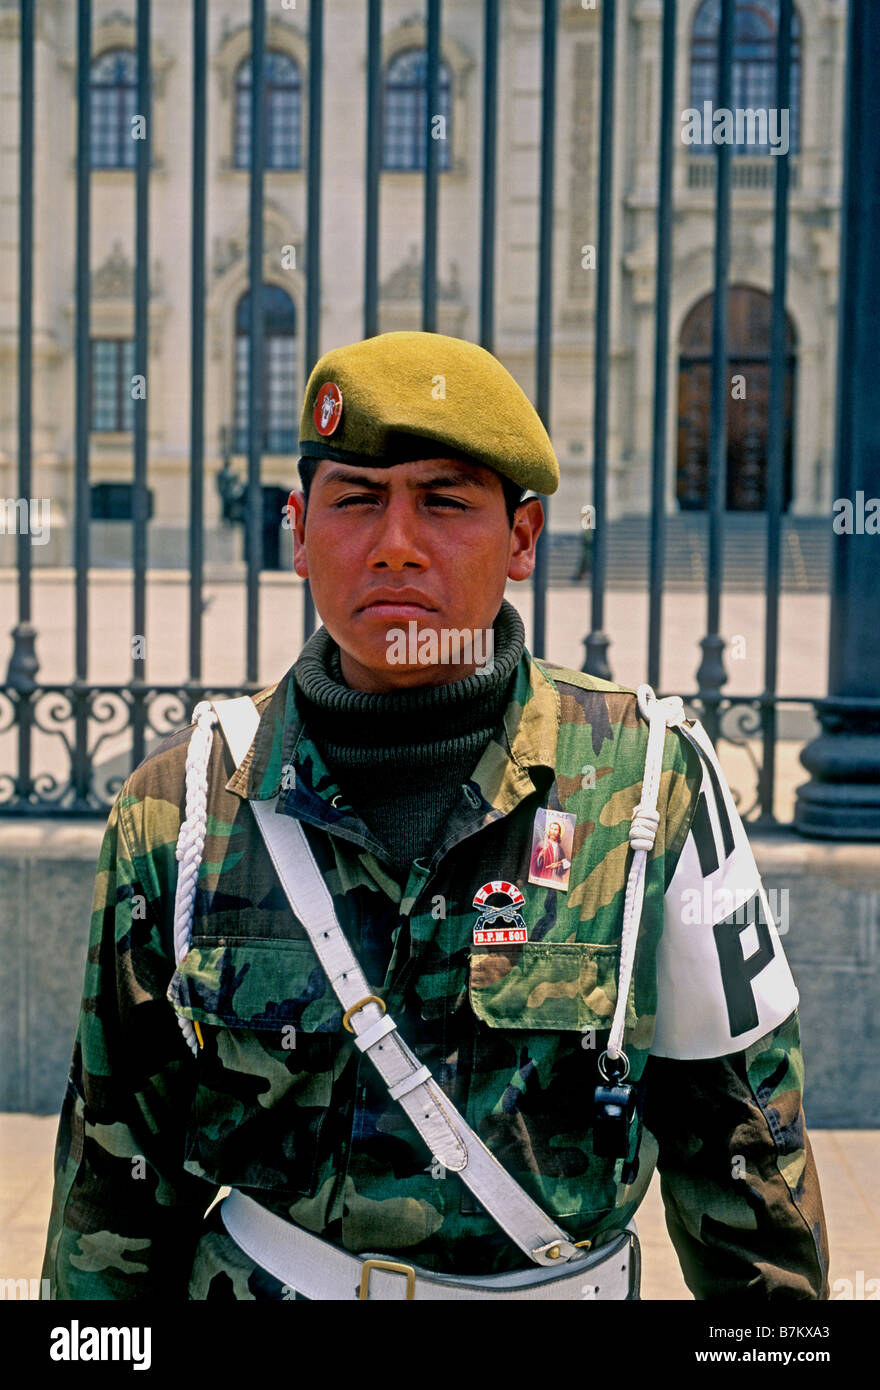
[356,592,438,619]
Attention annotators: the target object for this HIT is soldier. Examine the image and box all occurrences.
[43,331,828,1301]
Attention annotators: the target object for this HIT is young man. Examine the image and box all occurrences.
[43,332,828,1300]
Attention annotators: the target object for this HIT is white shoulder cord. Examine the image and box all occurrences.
[600,684,686,1079]
[170,699,218,1057]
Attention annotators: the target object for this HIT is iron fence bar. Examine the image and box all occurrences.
[422,0,441,333]
[647,0,676,691]
[132,0,151,769]
[583,0,616,678]
[246,0,266,682]
[532,0,558,661]
[758,0,794,824]
[695,0,734,742]
[302,0,324,643]
[73,0,92,806]
[188,0,207,685]
[363,0,382,340]
[478,0,498,352]
[8,0,36,805]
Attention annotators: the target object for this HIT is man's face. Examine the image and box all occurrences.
[287,457,544,692]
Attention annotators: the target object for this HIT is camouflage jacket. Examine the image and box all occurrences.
[42,651,829,1300]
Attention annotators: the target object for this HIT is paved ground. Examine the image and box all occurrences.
[0,570,830,697]
[0,573,829,823]
[2,1113,877,1299]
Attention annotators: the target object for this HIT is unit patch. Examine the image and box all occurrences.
[472,881,527,945]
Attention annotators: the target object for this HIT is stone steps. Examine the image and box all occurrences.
[550,515,830,590]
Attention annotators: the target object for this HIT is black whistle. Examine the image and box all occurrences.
[592,1081,635,1158]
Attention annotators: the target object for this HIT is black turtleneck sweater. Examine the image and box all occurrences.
[293,600,525,875]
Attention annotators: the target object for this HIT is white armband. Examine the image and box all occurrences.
[652,719,798,1060]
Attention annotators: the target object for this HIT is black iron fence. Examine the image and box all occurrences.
[3,0,880,835]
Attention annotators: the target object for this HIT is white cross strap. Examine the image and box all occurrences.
[209,696,586,1269]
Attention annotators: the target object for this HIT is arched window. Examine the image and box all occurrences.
[90,338,135,431]
[91,50,138,168]
[677,286,797,511]
[235,51,302,169]
[382,49,452,171]
[690,1,801,155]
[233,286,297,454]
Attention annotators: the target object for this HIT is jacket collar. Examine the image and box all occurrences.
[225,644,560,806]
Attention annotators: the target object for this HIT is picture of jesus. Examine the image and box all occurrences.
[527,808,575,891]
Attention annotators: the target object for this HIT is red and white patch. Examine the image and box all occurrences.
[473,925,528,946]
[472,881,527,945]
[314,381,343,437]
[472,881,525,909]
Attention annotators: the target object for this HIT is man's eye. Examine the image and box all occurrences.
[425,495,468,510]
[334,494,380,508]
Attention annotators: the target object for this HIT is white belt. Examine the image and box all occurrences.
[220,1189,639,1301]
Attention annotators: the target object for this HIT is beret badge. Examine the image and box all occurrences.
[314,381,343,437]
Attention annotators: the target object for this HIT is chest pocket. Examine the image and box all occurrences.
[468,941,627,1033]
[168,937,342,1034]
[463,940,641,1227]
[167,939,347,1196]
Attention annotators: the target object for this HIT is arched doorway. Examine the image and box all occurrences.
[677,286,796,511]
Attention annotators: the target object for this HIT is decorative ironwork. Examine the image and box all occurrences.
[0,684,262,815]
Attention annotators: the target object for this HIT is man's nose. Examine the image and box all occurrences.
[365,496,429,570]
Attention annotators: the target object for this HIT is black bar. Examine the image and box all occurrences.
[363,0,382,339]
[695,0,734,734]
[74,0,91,683]
[532,0,558,661]
[15,0,33,634]
[478,0,499,352]
[189,0,207,685]
[422,0,441,333]
[246,0,266,683]
[303,0,324,643]
[647,0,677,690]
[72,0,92,806]
[8,0,36,804]
[132,0,151,769]
[759,0,793,823]
[583,0,616,678]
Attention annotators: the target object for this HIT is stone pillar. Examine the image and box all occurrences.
[794,0,880,839]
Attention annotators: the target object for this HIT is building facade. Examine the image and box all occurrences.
[0,0,847,566]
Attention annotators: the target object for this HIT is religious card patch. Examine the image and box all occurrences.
[472,881,527,945]
[528,808,575,891]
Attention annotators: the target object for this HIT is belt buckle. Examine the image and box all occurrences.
[359,1258,417,1300]
[342,995,386,1033]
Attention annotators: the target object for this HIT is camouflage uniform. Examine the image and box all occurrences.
[42,653,829,1300]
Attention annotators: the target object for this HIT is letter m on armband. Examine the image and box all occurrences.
[651,720,798,1060]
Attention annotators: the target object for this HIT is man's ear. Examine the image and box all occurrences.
[507,497,545,582]
[287,489,309,579]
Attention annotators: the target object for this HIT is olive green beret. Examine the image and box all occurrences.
[299,331,559,495]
